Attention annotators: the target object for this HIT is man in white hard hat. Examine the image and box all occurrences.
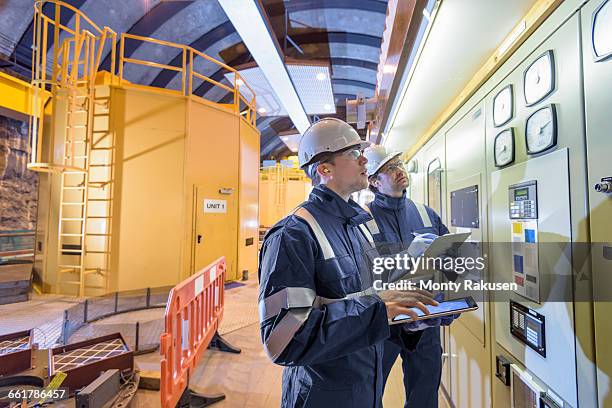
[364,144,456,408]
[258,118,438,407]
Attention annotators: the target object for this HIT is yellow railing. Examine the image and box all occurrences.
[28,0,257,172]
[29,0,117,171]
[118,33,257,127]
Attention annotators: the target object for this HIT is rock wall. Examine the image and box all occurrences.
[0,114,38,232]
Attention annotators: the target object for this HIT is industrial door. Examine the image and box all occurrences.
[192,184,238,280]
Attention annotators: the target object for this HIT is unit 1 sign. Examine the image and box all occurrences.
[204,199,227,213]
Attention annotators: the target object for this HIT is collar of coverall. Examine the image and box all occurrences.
[373,190,408,210]
[309,185,373,226]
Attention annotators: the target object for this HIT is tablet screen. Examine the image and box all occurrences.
[393,298,471,322]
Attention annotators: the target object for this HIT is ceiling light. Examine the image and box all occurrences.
[225,63,335,116]
[422,9,431,21]
[383,64,396,74]
[498,20,527,57]
[236,78,244,86]
[278,130,301,152]
[316,72,326,81]
[217,0,310,134]
[258,107,267,113]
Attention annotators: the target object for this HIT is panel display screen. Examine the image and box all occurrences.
[514,188,529,200]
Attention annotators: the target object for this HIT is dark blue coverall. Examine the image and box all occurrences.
[258,185,391,408]
[367,191,449,408]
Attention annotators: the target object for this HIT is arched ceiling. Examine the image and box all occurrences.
[0,0,388,160]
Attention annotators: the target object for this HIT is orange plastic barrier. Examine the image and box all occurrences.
[160,257,226,408]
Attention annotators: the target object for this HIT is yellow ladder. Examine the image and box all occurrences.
[54,31,114,296]
[83,89,115,295]
[56,86,92,296]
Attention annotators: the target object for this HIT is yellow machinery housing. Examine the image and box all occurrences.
[259,162,311,229]
[29,1,259,295]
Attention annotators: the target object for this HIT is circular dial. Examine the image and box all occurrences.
[525,105,557,154]
[494,129,514,167]
[524,51,555,105]
[593,0,612,60]
[493,85,513,127]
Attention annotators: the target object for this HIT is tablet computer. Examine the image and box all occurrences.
[421,232,471,258]
[390,296,478,324]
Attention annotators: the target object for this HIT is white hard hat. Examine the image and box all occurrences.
[363,145,402,176]
[298,118,371,168]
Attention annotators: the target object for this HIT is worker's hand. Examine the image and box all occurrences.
[379,289,438,320]
[407,233,438,257]
[430,293,460,326]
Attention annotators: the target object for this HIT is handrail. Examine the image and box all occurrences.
[29,1,118,170]
[118,33,257,126]
[0,232,35,238]
[35,0,105,36]
[28,0,258,173]
[0,231,35,259]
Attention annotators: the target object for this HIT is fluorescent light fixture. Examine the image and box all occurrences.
[383,64,396,74]
[281,136,289,141]
[258,107,267,113]
[498,20,527,57]
[236,78,244,86]
[226,62,335,116]
[383,0,440,143]
[218,0,310,134]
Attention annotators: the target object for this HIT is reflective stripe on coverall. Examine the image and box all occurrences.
[258,185,390,408]
[367,191,449,408]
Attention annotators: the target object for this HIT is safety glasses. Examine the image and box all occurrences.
[338,148,364,160]
[381,160,406,174]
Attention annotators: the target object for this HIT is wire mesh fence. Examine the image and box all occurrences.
[61,286,172,353]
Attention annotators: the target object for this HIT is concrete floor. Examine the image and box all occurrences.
[0,280,449,407]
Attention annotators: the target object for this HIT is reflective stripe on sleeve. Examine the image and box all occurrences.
[262,287,380,361]
[315,287,378,306]
[259,287,317,321]
[264,308,311,361]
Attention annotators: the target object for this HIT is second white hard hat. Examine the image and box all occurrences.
[363,145,402,176]
[298,118,371,168]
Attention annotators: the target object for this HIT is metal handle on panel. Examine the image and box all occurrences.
[594,177,612,193]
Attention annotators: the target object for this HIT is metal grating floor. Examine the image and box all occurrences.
[0,336,29,355]
[52,338,128,372]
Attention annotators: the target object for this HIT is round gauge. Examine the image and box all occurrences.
[523,50,555,106]
[593,0,612,61]
[493,85,513,127]
[494,128,515,167]
[525,105,557,154]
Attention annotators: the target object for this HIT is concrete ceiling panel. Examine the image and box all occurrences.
[0,0,36,55]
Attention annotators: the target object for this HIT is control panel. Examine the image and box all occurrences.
[510,300,546,357]
[509,181,538,219]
